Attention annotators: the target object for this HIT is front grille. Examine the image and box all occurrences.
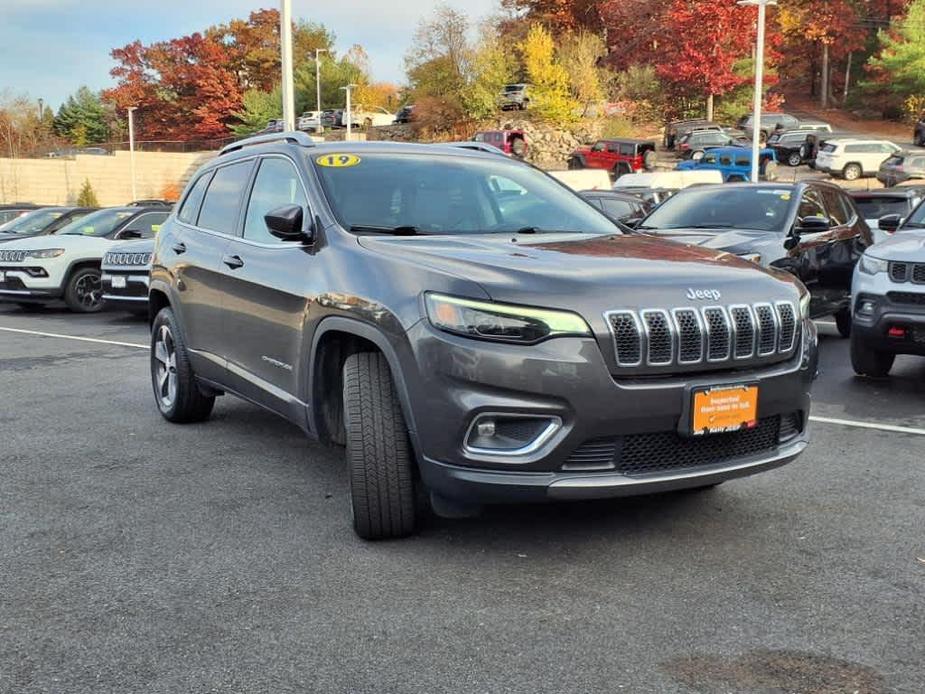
[605,302,798,374]
[560,415,789,474]
[888,291,925,306]
[890,262,925,284]
[104,251,152,267]
[0,249,25,263]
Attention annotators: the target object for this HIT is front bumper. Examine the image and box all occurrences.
[405,320,816,504]
[0,267,62,302]
[853,273,925,355]
[101,269,149,308]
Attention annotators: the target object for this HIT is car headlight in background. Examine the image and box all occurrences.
[26,248,65,259]
[859,254,888,276]
[425,293,592,344]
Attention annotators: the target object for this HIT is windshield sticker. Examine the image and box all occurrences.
[81,227,95,235]
[316,153,361,168]
[151,224,162,233]
[756,189,791,196]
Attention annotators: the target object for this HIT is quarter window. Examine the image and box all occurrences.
[243,158,309,243]
[177,173,211,225]
[197,162,253,234]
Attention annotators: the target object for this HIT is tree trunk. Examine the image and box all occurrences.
[820,42,830,109]
[706,94,714,122]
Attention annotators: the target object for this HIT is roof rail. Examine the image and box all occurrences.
[219,131,317,156]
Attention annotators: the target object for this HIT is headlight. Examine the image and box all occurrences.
[26,248,65,259]
[859,254,888,276]
[425,293,591,344]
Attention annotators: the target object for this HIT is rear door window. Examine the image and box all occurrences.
[619,144,634,156]
[820,188,851,226]
[197,161,254,234]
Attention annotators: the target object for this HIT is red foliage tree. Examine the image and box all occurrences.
[501,0,603,32]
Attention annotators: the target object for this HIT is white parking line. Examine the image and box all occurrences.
[0,326,147,350]
[810,415,925,437]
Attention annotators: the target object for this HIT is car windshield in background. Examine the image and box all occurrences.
[903,202,925,229]
[311,151,618,236]
[0,208,65,234]
[639,187,794,232]
[59,209,134,237]
[853,197,911,220]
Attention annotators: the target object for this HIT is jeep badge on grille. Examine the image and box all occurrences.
[686,288,722,301]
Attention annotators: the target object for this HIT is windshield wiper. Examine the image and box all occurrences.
[350,225,424,236]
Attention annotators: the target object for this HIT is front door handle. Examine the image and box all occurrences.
[223,254,245,270]
[172,242,187,255]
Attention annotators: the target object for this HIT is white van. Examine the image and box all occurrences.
[814,139,902,181]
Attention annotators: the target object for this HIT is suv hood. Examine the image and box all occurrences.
[1,234,116,253]
[358,233,801,310]
[867,229,925,260]
[641,228,783,255]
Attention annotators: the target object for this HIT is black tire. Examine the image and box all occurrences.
[834,308,852,338]
[842,163,862,181]
[63,266,105,313]
[151,307,215,423]
[567,156,583,170]
[787,152,802,167]
[343,352,416,540]
[850,332,894,377]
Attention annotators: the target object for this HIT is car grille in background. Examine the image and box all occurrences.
[887,291,925,306]
[104,252,152,267]
[561,415,796,474]
[0,249,26,263]
[890,262,925,284]
[606,302,797,372]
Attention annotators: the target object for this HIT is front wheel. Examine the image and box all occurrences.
[343,352,417,540]
[842,163,862,181]
[835,308,852,338]
[787,152,802,167]
[64,267,105,313]
[151,307,215,423]
[850,332,894,377]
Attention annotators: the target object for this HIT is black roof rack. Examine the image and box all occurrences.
[219,131,317,156]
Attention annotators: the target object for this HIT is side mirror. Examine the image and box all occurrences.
[795,216,831,234]
[878,214,902,233]
[120,229,143,239]
[265,205,311,242]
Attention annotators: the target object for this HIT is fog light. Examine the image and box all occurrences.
[857,300,876,316]
[464,413,562,459]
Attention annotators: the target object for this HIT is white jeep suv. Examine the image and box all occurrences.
[815,139,902,181]
[0,206,168,313]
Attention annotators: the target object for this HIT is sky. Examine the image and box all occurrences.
[0,0,499,110]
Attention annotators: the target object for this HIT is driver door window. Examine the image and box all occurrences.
[798,189,828,222]
[243,157,309,244]
[121,212,169,239]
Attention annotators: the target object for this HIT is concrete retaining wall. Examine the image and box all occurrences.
[0,151,217,206]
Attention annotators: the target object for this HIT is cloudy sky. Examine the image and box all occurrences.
[0,0,499,109]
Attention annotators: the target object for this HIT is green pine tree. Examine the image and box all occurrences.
[76,179,99,207]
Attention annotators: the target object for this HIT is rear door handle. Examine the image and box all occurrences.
[172,242,187,255]
[222,254,245,270]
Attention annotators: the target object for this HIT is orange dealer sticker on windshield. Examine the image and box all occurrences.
[316,153,361,168]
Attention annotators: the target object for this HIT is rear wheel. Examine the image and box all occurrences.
[343,352,417,540]
[642,149,657,171]
[567,156,583,170]
[511,137,527,159]
[63,267,104,313]
[850,332,894,377]
[834,308,852,338]
[842,163,862,181]
[151,307,215,423]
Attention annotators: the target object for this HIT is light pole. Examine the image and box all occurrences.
[341,84,357,139]
[739,0,777,183]
[280,0,296,131]
[37,98,44,121]
[315,48,327,133]
[127,106,138,201]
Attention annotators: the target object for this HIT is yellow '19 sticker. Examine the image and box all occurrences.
[316,153,361,168]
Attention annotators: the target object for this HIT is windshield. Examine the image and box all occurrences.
[59,208,135,237]
[904,201,925,228]
[853,197,911,220]
[312,152,619,236]
[0,208,66,234]
[639,187,794,232]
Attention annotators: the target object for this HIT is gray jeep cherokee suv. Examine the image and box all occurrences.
[149,133,818,540]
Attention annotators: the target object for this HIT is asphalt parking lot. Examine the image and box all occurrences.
[1,305,923,694]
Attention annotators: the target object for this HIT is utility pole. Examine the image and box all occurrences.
[341,84,357,139]
[820,42,830,109]
[127,107,138,201]
[280,0,296,131]
[739,0,777,183]
[37,98,44,121]
[315,48,327,133]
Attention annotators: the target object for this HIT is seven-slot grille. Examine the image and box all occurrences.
[104,251,152,267]
[890,261,925,284]
[606,301,798,370]
[0,249,26,263]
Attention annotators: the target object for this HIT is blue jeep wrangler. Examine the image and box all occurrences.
[676,146,779,182]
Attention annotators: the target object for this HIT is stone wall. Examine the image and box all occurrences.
[0,150,216,206]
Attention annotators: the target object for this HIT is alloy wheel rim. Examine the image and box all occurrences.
[75,273,102,309]
[153,325,178,410]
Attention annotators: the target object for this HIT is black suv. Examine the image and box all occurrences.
[149,133,817,539]
[636,182,873,338]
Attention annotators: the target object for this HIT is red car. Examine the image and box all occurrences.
[568,139,658,178]
[473,130,528,158]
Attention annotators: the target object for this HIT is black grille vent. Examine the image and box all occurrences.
[887,291,925,306]
[609,312,641,365]
[890,262,909,282]
[643,311,672,364]
[914,265,925,284]
[779,412,803,442]
[675,309,703,363]
[561,438,617,471]
[755,304,777,355]
[731,306,755,358]
[704,308,730,361]
[777,302,796,352]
